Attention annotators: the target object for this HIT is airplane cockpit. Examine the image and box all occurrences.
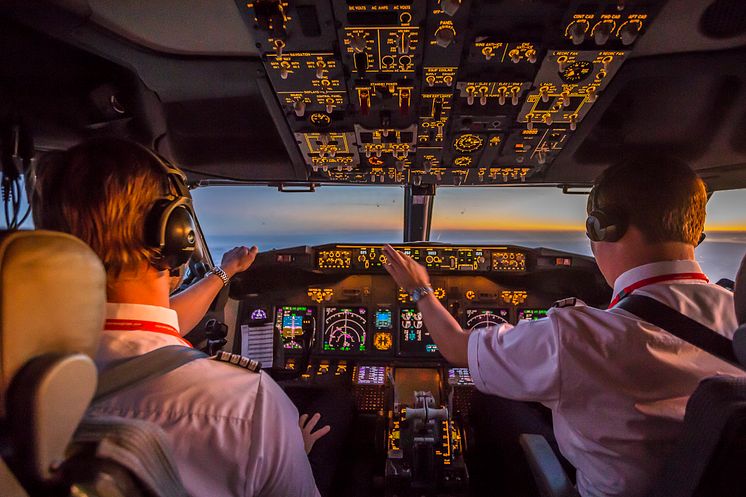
[1,1,746,496]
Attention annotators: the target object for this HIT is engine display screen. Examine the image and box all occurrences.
[323,307,368,352]
[518,308,549,321]
[275,306,316,350]
[465,308,510,331]
[355,365,386,385]
[375,308,393,329]
[399,308,439,356]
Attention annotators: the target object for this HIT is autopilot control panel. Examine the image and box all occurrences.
[238,0,664,186]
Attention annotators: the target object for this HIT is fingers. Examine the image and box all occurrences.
[299,413,308,429]
[310,424,331,441]
[302,413,321,433]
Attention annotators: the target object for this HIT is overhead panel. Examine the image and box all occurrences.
[239,0,664,186]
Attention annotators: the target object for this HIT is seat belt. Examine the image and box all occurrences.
[616,294,745,372]
[94,345,208,404]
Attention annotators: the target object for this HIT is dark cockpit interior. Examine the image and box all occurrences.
[2,1,746,496]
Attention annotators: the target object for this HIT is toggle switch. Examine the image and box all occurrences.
[293,99,306,117]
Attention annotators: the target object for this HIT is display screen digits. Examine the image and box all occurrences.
[399,308,439,355]
[275,306,316,350]
[356,365,386,385]
[518,308,549,320]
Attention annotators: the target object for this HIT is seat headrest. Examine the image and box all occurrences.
[736,252,746,326]
[0,230,106,418]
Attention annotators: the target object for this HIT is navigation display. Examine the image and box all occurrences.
[275,306,316,350]
[323,307,368,352]
[518,308,549,321]
[355,365,386,385]
[465,308,510,331]
[399,308,439,356]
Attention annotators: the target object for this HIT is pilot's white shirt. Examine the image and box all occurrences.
[468,259,743,497]
[89,303,320,497]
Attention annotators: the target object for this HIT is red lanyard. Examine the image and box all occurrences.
[608,272,709,309]
[104,319,193,348]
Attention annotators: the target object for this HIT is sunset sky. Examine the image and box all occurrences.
[191,185,746,237]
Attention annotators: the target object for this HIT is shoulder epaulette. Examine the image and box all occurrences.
[212,351,262,373]
[552,297,579,309]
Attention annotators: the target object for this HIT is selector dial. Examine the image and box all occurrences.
[435,26,456,48]
[559,60,593,84]
[453,133,485,153]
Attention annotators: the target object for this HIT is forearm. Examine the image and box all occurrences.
[170,273,224,334]
[417,294,470,366]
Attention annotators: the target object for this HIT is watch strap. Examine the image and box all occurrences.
[209,265,230,287]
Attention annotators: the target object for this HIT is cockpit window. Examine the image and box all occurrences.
[191,185,404,256]
[430,187,746,282]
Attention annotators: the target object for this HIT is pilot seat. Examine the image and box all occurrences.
[0,230,187,497]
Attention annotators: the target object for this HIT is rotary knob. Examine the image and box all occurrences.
[594,22,613,46]
[568,22,587,45]
[619,22,641,46]
[435,26,456,48]
[440,0,461,17]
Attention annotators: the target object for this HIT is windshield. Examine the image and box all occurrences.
[430,187,746,282]
[192,185,745,283]
[191,185,403,255]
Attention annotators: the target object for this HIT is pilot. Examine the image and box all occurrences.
[382,157,744,497]
[30,137,328,497]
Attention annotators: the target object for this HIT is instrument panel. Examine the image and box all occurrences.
[239,0,665,186]
[234,242,608,365]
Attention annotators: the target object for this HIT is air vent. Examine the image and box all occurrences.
[700,0,746,39]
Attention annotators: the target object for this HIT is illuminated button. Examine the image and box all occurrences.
[465,290,476,300]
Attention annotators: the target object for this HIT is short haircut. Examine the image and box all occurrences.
[31,137,170,276]
[588,157,708,245]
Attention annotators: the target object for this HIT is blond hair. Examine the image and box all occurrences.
[32,138,170,276]
[590,157,708,245]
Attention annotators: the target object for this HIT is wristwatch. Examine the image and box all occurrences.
[410,286,434,303]
[209,265,230,287]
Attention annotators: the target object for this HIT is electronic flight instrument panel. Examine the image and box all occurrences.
[231,243,607,495]
[238,0,664,186]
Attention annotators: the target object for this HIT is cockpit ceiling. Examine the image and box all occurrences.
[3,0,746,191]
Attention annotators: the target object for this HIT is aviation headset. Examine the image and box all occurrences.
[137,143,198,270]
[585,181,706,245]
[585,185,628,243]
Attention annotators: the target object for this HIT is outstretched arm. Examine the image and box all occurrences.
[383,244,470,366]
[170,246,258,334]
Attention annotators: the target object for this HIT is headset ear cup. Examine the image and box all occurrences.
[162,205,196,268]
[586,210,623,243]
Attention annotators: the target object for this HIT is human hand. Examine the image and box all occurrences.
[382,244,431,293]
[220,246,259,278]
[299,413,331,455]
